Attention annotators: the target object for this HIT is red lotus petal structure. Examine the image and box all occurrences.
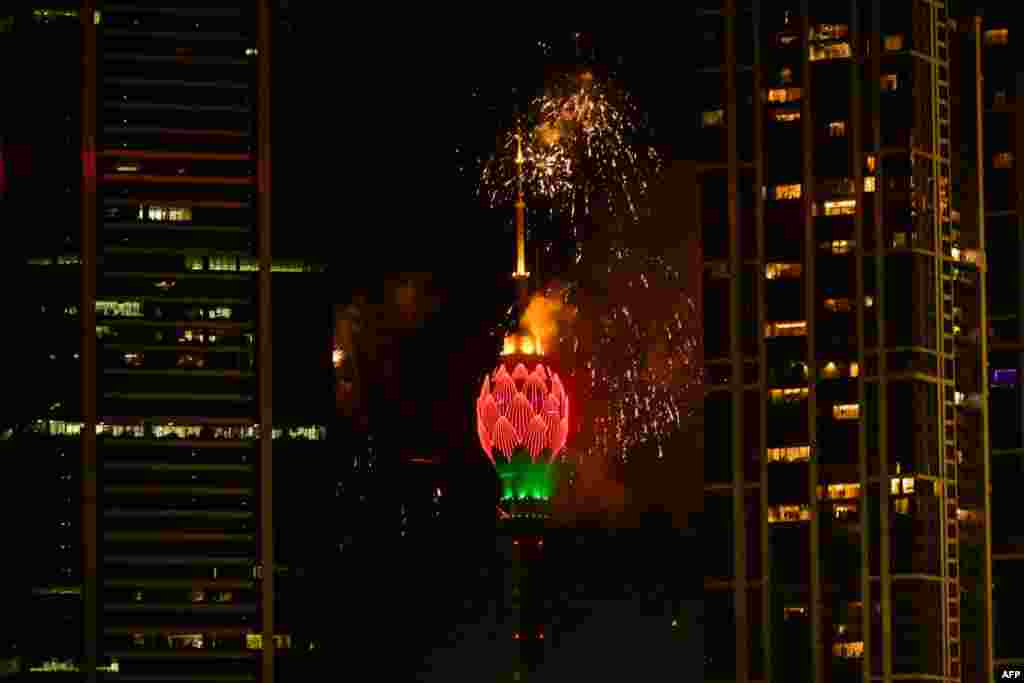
[477,357,570,464]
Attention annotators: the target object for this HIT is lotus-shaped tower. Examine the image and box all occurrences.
[477,333,571,507]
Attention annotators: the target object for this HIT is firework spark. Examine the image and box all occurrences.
[480,70,661,260]
[560,247,701,464]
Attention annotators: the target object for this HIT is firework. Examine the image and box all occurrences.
[559,247,701,464]
[480,70,662,260]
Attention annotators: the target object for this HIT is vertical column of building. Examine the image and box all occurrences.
[256,1,274,681]
[725,1,749,682]
[972,17,995,683]
[752,1,773,680]
[867,2,892,682]
[80,1,99,681]
[933,7,963,681]
[798,4,823,683]
[849,4,872,683]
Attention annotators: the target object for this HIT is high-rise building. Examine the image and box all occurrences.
[698,2,992,683]
[0,4,332,681]
[975,8,1024,678]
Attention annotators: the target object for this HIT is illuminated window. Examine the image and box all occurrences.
[767,88,802,103]
[821,199,856,216]
[777,33,799,47]
[810,42,852,61]
[894,498,910,515]
[811,24,849,41]
[209,255,237,271]
[214,591,233,603]
[779,67,794,84]
[123,352,144,367]
[240,257,259,272]
[821,240,855,255]
[96,300,143,317]
[767,445,811,463]
[774,183,802,200]
[884,34,904,51]
[902,477,915,494]
[784,605,808,619]
[207,307,232,320]
[769,387,809,403]
[864,176,876,192]
[823,299,853,313]
[827,121,847,137]
[186,255,204,271]
[702,109,725,127]
[168,634,204,649]
[190,590,206,603]
[821,482,861,500]
[958,508,981,523]
[994,152,1014,169]
[849,362,860,378]
[769,505,811,523]
[833,503,858,520]
[145,205,191,223]
[866,154,877,173]
[765,320,807,337]
[833,641,865,658]
[765,263,803,280]
[881,74,898,91]
[773,109,801,122]
[984,29,1009,46]
[833,403,860,420]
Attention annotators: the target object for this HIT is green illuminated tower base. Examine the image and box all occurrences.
[497,449,565,520]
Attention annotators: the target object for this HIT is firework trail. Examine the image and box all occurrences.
[480,70,662,263]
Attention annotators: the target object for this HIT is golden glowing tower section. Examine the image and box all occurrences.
[513,133,529,283]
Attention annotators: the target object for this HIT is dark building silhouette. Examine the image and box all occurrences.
[698,2,993,683]
[0,4,332,681]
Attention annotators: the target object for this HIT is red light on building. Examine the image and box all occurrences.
[513,632,520,640]
[476,358,569,464]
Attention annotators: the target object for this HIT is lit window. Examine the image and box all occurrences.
[984,29,1009,46]
[811,24,849,42]
[823,299,853,313]
[849,362,860,378]
[902,477,915,494]
[827,121,847,136]
[864,176,876,192]
[821,240,855,255]
[833,503,858,520]
[784,605,808,619]
[774,184,802,200]
[123,352,143,367]
[207,307,232,320]
[833,403,860,420]
[810,42,852,61]
[769,387,809,403]
[822,482,861,500]
[246,47,258,56]
[702,109,725,127]
[767,446,811,463]
[777,33,799,47]
[821,199,856,216]
[145,205,191,223]
[96,300,143,317]
[881,74,898,91]
[833,641,865,658]
[894,498,910,515]
[190,590,206,603]
[767,88,802,103]
[765,321,807,337]
[779,67,794,84]
[864,295,874,308]
[168,634,204,649]
[866,155,877,173]
[209,255,237,272]
[884,34,904,51]
[240,257,259,272]
[994,152,1014,169]
[769,505,811,523]
[992,368,1018,386]
[765,262,803,280]
[773,109,801,122]
[186,256,204,271]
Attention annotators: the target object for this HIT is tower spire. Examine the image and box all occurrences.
[513,131,530,307]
